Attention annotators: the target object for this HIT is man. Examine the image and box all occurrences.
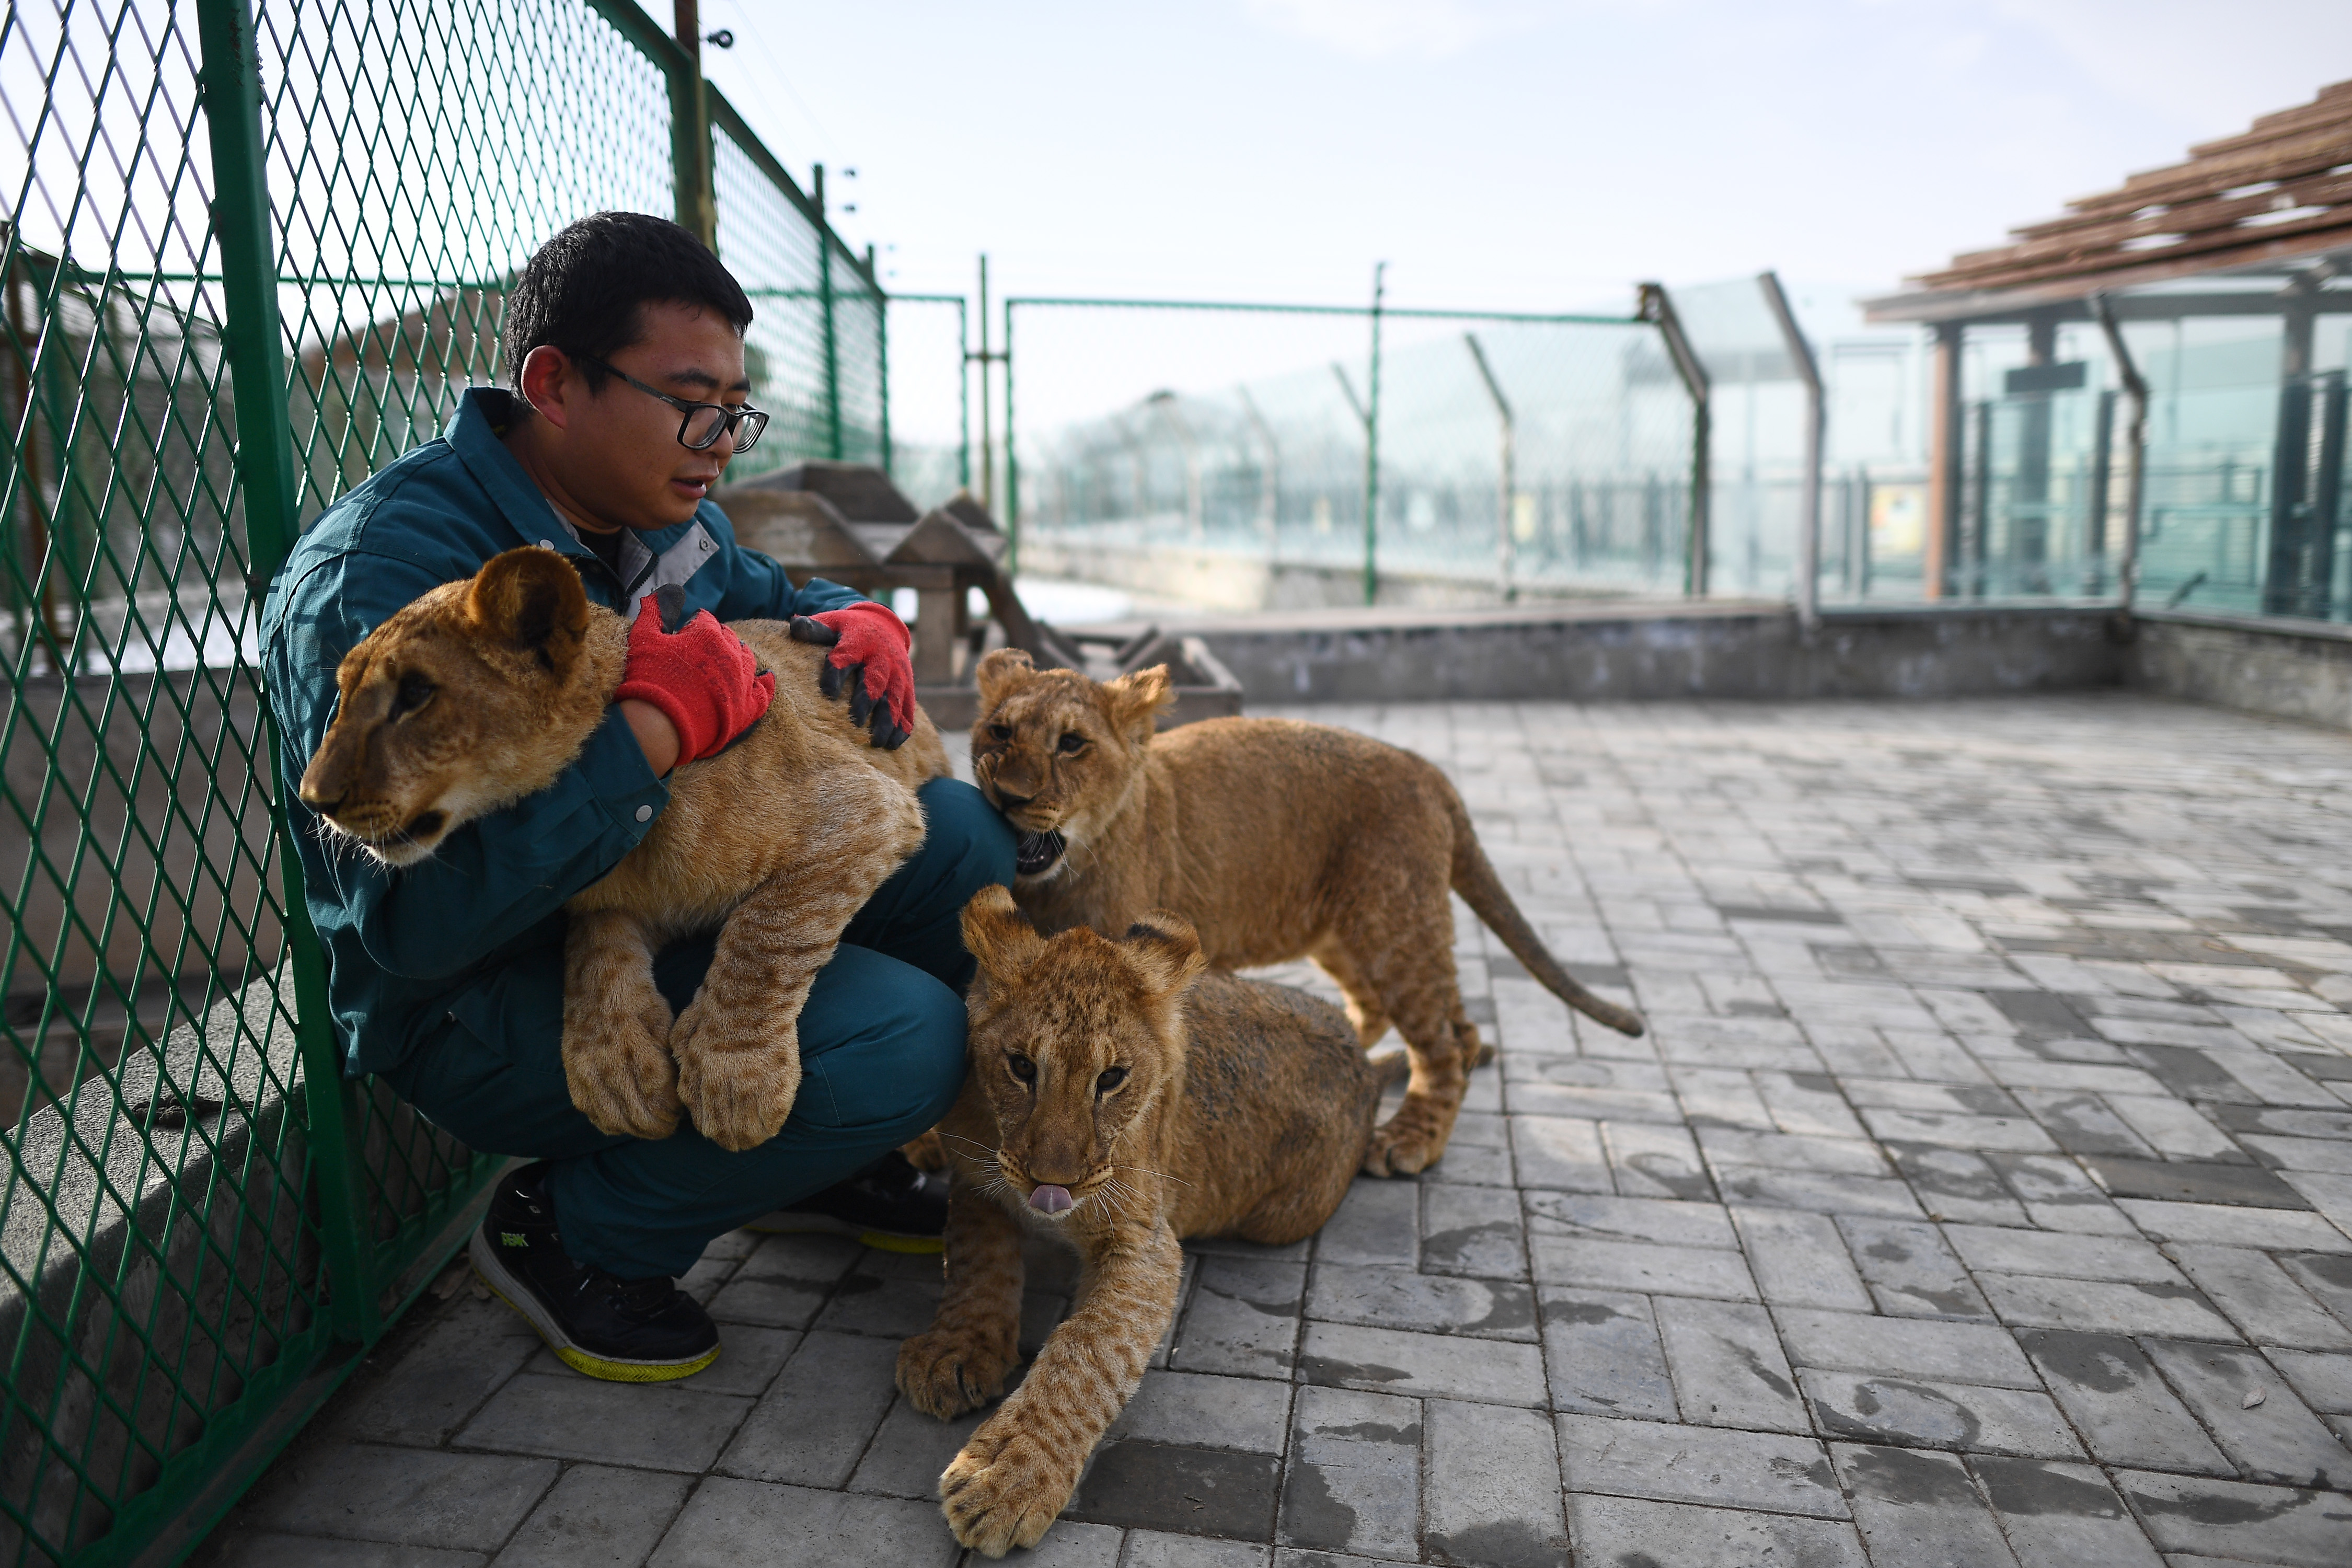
[263,211,1013,1382]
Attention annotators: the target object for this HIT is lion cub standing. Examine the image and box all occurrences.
[970,648,1644,1178]
[297,547,948,1150]
[897,886,1400,1557]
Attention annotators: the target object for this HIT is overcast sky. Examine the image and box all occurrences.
[666,1,2350,319]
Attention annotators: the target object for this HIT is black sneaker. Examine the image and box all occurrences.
[470,1161,720,1382]
[748,1150,949,1254]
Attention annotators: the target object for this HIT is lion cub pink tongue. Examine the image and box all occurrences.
[1028,1185,1074,1215]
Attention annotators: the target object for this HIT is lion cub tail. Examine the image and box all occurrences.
[1444,791,1646,1038]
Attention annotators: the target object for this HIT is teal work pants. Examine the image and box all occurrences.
[383,777,1014,1278]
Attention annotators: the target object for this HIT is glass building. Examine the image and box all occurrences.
[1863,79,2352,624]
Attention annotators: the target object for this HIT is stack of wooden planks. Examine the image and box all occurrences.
[1917,79,2352,295]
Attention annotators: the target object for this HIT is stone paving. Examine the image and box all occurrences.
[197,693,2352,1567]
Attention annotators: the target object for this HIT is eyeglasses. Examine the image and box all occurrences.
[578,354,770,453]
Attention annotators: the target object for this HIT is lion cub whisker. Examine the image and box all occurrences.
[897,887,1405,1559]
[1108,1161,1192,1189]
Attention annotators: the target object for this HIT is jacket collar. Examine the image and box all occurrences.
[443,387,702,564]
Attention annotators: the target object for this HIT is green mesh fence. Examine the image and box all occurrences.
[710,107,885,480]
[0,3,881,1562]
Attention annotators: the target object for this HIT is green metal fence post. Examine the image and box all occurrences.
[1004,297,1017,574]
[872,247,891,478]
[814,165,841,460]
[192,0,381,1344]
[1363,261,1385,606]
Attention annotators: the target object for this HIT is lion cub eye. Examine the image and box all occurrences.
[989,724,1012,742]
[391,672,436,718]
[1056,733,1087,754]
[1096,1066,1128,1093]
[1007,1053,1036,1085]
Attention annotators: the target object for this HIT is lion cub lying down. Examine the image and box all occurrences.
[297,546,948,1149]
[971,648,1644,1178]
[897,886,1402,1557]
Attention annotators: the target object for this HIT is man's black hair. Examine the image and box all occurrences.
[502,211,754,394]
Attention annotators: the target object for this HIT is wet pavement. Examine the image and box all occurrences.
[199,694,2352,1566]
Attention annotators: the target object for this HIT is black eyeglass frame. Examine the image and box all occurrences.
[577,353,771,453]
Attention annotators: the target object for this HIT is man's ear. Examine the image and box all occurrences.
[468,546,589,669]
[1102,664,1175,746]
[961,885,1045,986]
[1120,910,1205,1002]
[976,648,1036,716]
[515,343,579,427]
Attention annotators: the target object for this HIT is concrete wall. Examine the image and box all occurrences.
[2126,610,2352,729]
[1169,600,2129,706]
[1019,536,1634,614]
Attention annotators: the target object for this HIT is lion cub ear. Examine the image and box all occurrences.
[468,547,589,668]
[962,885,1046,987]
[975,648,1036,714]
[1103,664,1176,746]
[1120,910,1205,1001]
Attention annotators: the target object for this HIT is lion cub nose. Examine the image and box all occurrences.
[994,788,1035,811]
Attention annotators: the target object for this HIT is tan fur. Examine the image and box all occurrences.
[897,887,1399,1557]
[969,647,1643,1177]
[297,547,949,1149]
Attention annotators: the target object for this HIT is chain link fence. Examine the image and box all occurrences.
[0,2,879,1561]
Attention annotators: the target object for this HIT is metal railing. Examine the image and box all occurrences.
[996,289,1697,604]
[0,3,880,1561]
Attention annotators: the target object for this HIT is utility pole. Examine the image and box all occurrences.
[670,2,716,246]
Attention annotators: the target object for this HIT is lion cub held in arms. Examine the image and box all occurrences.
[970,649,1644,1178]
[297,547,948,1150]
[897,886,1401,1557]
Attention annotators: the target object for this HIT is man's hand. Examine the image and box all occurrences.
[614,586,775,768]
[791,599,916,750]
[618,698,682,777]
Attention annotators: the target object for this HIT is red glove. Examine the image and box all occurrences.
[791,599,916,750]
[614,589,775,765]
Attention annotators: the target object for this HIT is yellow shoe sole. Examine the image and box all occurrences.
[469,1229,721,1382]
[744,1213,943,1254]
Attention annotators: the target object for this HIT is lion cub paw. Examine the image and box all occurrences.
[563,1011,682,1140]
[897,1328,1017,1420]
[675,1047,798,1152]
[940,1422,1081,1558]
[1363,1106,1452,1178]
[673,1000,799,1151]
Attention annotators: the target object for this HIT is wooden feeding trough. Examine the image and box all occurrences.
[716,462,1241,731]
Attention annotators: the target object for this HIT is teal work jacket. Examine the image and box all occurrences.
[261,387,860,1076]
